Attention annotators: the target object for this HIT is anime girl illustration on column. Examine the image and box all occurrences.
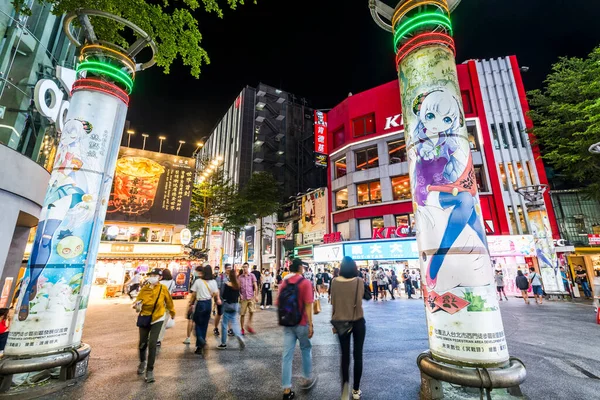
[409,89,487,289]
[18,119,96,321]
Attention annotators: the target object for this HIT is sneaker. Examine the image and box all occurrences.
[228,329,234,337]
[183,337,191,344]
[499,298,503,301]
[217,344,227,350]
[260,305,265,310]
[213,328,220,336]
[156,341,161,347]
[237,336,246,350]
[145,370,155,383]
[352,389,362,399]
[241,328,245,336]
[194,347,203,355]
[246,326,255,334]
[300,376,318,390]
[283,390,295,400]
[266,305,271,309]
[342,382,350,399]
[137,362,146,375]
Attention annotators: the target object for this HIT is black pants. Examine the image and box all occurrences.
[139,321,163,371]
[261,287,272,306]
[337,318,366,391]
[372,282,378,299]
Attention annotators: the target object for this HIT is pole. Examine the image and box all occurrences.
[142,134,148,150]
[370,2,525,393]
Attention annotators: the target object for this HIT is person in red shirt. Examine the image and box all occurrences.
[278,259,317,399]
[0,308,9,353]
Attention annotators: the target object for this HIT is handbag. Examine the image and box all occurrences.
[165,317,175,329]
[331,279,360,336]
[136,285,162,329]
[313,297,322,315]
[363,282,372,301]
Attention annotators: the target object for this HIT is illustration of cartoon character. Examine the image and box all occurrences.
[19,119,96,321]
[410,89,486,289]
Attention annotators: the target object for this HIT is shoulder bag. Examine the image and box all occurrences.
[136,285,162,329]
[223,285,239,313]
[331,279,360,336]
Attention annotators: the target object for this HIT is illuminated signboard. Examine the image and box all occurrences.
[343,239,419,261]
[314,110,328,167]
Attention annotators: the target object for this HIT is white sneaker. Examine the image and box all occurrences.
[266,306,271,309]
[260,305,264,310]
[341,382,350,399]
[183,337,191,344]
[352,389,362,399]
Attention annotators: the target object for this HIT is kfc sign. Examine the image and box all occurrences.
[384,113,403,131]
[314,111,328,167]
[372,226,413,239]
[323,232,342,244]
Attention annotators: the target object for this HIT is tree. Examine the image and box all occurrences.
[241,172,280,269]
[13,0,253,78]
[529,46,600,200]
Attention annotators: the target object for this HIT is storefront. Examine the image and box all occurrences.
[341,238,420,273]
[312,244,344,271]
[568,247,600,296]
[487,235,536,297]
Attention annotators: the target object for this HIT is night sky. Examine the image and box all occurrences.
[125,0,600,156]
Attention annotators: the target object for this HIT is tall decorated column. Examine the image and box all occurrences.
[5,11,156,358]
[370,0,526,394]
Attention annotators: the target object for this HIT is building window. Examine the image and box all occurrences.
[517,205,528,234]
[333,126,345,149]
[517,121,528,148]
[352,113,376,137]
[526,161,536,185]
[388,139,407,164]
[335,188,348,211]
[336,221,350,240]
[355,146,379,171]
[491,125,500,150]
[467,123,480,152]
[474,166,489,192]
[507,122,518,148]
[357,180,382,205]
[499,123,509,149]
[499,163,508,191]
[334,157,347,179]
[396,214,416,237]
[391,175,412,201]
[461,91,473,114]
[507,206,518,234]
[359,217,384,240]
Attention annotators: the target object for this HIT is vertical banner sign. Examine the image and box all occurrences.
[245,226,255,263]
[7,89,126,355]
[314,111,328,167]
[528,210,562,293]
[399,49,508,364]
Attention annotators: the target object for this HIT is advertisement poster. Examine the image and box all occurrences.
[170,262,191,295]
[399,46,508,365]
[8,90,126,355]
[298,189,327,245]
[245,226,255,263]
[106,147,194,225]
[314,111,328,167]
[528,210,563,293]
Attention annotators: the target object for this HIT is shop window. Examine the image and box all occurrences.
[355,146,378,171]
[461,91,473,115]
[474,167,489,192]
[396,214,416,237]
[391,175,412,201]
[336,221,350,240]
[388,139,407,164]
[352,113,376,137]
[491,125,500,150]
[358,217,384,240]
[333,126,345,149]
[357,180,382,205]
[466,122,480,152]
[335,188,348,211]
[498,164,508,191]
[334,157,347,179]
[101,225,173,243]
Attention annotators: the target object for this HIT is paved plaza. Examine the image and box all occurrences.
[41,295,600,400]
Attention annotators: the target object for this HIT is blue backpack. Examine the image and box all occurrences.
[278,277,305,327]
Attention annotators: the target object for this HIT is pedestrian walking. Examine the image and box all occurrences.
[330,256,368,400]
[239,263,258,335]
[125,271,142,299]
[184,265,203,345]
[189,265,221,356]
[575,265,593,299]
[528,267,544,305]
[213,264,231,336]
[157,269,176,346]
[371,268,379,301]
[390,270,399,299]
[495,270,509,301]
[261,270,274,309]
[515,270,530,304]
[0,308,10,354]
[217,268,245,350]
[278,259,317,399]
[402,269,413,299]
[134,268,175,383]
[377,268,388,300]
[316,269,325,297]
[560,266,571,296]
[252,265,262,289]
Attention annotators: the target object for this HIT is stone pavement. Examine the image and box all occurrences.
[40,295,600,400]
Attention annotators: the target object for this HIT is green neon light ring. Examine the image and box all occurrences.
[393,11,452,35]
[76,61,134,94]
[393,14,453,50]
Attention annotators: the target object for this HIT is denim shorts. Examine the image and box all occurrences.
[532,285,543,296]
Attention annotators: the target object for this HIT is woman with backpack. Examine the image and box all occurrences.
[515,270,530,304]
[330,256,368,400]
[217,268,245,350]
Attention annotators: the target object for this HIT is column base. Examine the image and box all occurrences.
[417,351,526,400]
[0,343,91,398]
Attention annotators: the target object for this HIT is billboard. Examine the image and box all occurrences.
[298,188,327,245]
[343,239,419,261]
[106,147,194,225]
[314,111,328,167]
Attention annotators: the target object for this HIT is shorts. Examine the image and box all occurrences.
[240,300,255,316]
[216,303,223,316]
[532,285,543,296]
[496,286,504,292]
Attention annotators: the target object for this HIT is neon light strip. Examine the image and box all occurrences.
[76,61,133,93]
[395,32,455,67]
[80,44,136,76]
[72,79,130,105]
[392,0,449,28]
[393,14,453,51]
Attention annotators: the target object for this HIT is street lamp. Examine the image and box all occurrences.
[142,133,149,150]
[177,140,185,156]
[126,129,135,147]
[194,141,204,154]
[158,136,166,153]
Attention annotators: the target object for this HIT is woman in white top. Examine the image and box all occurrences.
[260,270,274,309]
[157,269,176,346]
[188,265,221,355]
